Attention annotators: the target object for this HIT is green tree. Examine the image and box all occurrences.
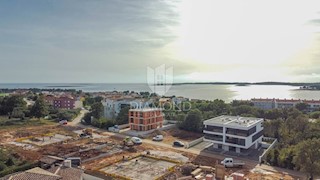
[83,112,93,124]
[30,96,49,118]
[180,109,202,132]
[264,109,283,120]
[273,149,279,166]
[295,103,308,112]
[5,157,14,166]
[57,110,74,121]
[0,162,6,171]
[116,106,130,125]
[310,111,320,119]
[207,99,230,115]
[231,105,257,116]
[0,95,26,115]
[91,102,103,119]
[11,107,25,119]
[293,138,320,179]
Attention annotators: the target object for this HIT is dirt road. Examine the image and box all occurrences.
[69,109,88,126]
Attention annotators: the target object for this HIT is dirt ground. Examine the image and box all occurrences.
[0,125,299,180]
[145,128,203,145]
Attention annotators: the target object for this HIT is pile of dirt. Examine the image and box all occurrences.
[148,129,167,138]
[38,143,80,157]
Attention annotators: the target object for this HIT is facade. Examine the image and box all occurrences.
[129,108,164,131]
[203,115,264,153]
[44,95,82,109]
[251,98,320,112]
[102,98,150,119]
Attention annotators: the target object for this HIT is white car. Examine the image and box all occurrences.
[131,137,142,144]
[59,120,68,125]
[152,135,163,141]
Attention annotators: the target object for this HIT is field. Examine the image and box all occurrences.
[146,128,203,145]
[0,93,8,97]
[0,116,55,129]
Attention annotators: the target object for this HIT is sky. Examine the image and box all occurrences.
[0,0,320,83]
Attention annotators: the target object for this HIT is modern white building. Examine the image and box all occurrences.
[203,115,264,154]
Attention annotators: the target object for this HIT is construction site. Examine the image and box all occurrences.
[0,124,302,180]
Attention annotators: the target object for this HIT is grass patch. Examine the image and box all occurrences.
[0,116,56,129]
[0,147,36,177]
[0,93,8,97]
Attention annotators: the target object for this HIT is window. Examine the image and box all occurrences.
[226,136,245,146]
[252,130,263,142]
[226,128,248,137]
[204,125,223,133]
[204,134,223,141]
[226,127,256,137]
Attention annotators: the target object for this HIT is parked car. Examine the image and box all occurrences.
[221,158,245,168]
[173,140,184,147]
[131,137,142,144]
[152,135,163,141]
[59,120,68,125]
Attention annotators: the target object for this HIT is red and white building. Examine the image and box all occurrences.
[129,108,164,131]
[251,98,320,112]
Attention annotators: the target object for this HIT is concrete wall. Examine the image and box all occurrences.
[259,137,278,163]
[185,137,204,149]
[123,124,176,137]
[118,124,130,129]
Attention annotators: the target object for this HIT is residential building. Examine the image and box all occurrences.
[203,115,264,153]
[251,98,320,112]
[159,98,172,106]
[102,98,150,119]
[172,96,188,105]
[44,95,82,109]
[129,108,164,131]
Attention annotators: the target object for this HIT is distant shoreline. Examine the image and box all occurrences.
[171,82,320,86]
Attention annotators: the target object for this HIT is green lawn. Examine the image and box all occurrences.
[0,93,8,97]
[0,116,56,129]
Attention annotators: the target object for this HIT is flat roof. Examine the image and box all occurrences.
[203,115,263,128]
[129,108,161,112]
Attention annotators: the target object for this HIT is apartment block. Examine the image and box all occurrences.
[251,98,320,112]
[129,108,164,131]
[203,115,264,154]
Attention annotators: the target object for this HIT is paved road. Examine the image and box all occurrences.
[70,120,306,179]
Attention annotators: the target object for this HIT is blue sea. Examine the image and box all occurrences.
[1,83,320,102]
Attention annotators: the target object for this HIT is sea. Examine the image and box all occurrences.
[1,83,320,102]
